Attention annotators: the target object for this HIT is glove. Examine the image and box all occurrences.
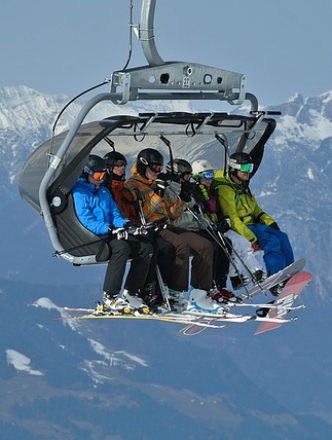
[154,178,168,197]
[127,225,148,236]
[109,227,128,240]
[180,181,196,202]
[251,242,261,252]
[216,218,231,233]
[154,221,168,231]
[270,222,280,230]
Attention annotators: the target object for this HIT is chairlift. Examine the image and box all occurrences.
[19,0,279,266]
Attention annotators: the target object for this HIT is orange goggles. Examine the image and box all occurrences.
[91,171,107,181]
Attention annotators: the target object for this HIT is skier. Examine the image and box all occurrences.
[103,151,138,222]
[126,149,224,313]
[191,159,265,290]
[103,150,175,309]
[164,158,239,304]
[72,154,153,312]
[213,152,294,294]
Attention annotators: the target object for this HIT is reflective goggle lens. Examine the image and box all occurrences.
[200,170,214,180]
[91,171,107,181]
[239,163,254,173]
[149,164,163,173]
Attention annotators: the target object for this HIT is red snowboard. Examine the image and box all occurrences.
[255,271,313,335]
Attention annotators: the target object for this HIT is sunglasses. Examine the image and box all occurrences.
[239,163,254,173]
[149,163,163,173]
[91,171,107,181]
[199,170,214,180]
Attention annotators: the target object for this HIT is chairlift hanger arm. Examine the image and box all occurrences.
[109,0,255,108]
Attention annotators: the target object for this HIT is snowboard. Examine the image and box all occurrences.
[241,258,306,300]
[254,271,312,335]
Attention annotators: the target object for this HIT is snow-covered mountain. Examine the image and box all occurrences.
[1,85,332,439]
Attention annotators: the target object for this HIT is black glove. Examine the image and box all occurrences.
[180,181,196,202]
[217,218,231,233]
[152,219,168,231]
[270,222,280,230]
[154,178,169,197]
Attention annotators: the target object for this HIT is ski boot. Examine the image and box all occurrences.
[256,301,274,317]
[230,274,250,290]
[252,270,266,283]
[270,281,286,297]
[168,289,188,313]
[103,293,133,314]
[123,291,150,314]
[94,301,106,315]
[209,287,242,304]
[187,289,225,315]
[142,282,165,313]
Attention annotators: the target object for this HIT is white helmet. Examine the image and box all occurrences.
[192,159,214,177]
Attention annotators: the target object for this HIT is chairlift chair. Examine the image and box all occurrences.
[19,0,279,266]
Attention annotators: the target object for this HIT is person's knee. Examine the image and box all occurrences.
[158,240,175,258]
[194,239,213,258]
[111,240,131,258]
[175,240,190,257]
[141,242,154,259]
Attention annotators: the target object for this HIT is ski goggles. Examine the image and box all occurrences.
[229,159,254,173]
[91,171,107,181]
[199,170,214,180]
[238,163,254,173]
[149,163,163,173]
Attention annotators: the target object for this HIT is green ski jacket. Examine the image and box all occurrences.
[213,171,275,243]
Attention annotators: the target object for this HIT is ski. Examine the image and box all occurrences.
[222,301,306,311]
[63,306,96,313]
[59,308,293,325]
[59,311,225,330]
[179,319,222,336]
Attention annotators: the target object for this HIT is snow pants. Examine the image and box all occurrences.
[159,229,214,292]
[103,236,153,296]
[225,229,264,277]
[247,223,294,275]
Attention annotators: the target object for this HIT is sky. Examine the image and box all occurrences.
[0,0,331,107]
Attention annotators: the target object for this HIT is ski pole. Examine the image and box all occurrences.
[186,206,258,296]
[137,199,171,310]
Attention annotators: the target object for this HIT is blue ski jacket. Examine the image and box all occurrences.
[72,178,127,235]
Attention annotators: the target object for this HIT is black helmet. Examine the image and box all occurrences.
[166,159,192,176]
[228,152,254,174]
[137,148,164,176]
[84,154,107,174]
[104,151,127,168]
